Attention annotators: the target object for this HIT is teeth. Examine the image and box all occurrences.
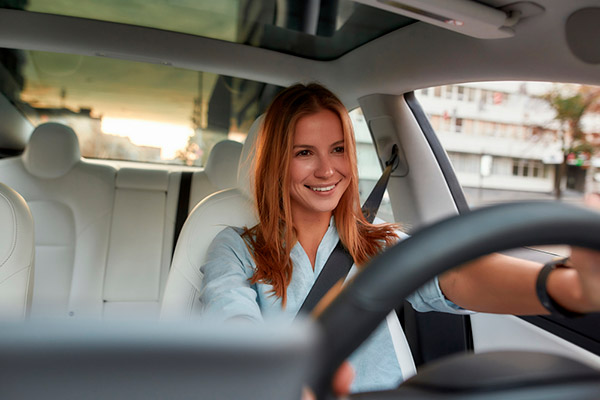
[312,184,335,192]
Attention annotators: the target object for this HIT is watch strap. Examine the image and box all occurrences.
[536,257,583,318]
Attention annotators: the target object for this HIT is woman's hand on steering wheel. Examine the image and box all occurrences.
[570,193,600,312]
[302,361,354,400]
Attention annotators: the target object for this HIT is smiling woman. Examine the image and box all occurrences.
[199,83,423,393]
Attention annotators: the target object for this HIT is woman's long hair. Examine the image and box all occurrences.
[243,83,399,306]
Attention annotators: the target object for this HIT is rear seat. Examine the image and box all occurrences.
[0,123,243,320]
[0,123,116,319]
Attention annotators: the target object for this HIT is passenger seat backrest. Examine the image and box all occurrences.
[0,123,116,319]
[188,140,243,213]
[160,117,263,320]
[0,182,34,320]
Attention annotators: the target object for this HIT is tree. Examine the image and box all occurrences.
[175,137,203,166]
[541,85,600,198]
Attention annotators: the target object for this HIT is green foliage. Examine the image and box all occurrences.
[541,85,600,152]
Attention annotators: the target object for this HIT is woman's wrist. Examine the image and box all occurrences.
[545,263,588,315]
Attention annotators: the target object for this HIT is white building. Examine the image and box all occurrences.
[415,82,566,195]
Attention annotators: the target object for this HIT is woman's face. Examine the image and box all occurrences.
[289,109,351,220]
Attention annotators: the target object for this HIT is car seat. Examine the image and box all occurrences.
[160,117,262,320]
[0,182,34,319]
[0,122,116,319]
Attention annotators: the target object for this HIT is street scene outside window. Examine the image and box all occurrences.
[415,82,600,207]
[416,83,600,257]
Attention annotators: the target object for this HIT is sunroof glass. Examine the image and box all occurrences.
[3,0,414,60]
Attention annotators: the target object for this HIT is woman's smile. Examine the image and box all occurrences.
[305,180,341,193]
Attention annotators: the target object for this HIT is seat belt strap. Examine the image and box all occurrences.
[362,145,398,224]
[172,171,193,259]
[296,145,399,317]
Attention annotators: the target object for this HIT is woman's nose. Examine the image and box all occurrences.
[314,155,335,178]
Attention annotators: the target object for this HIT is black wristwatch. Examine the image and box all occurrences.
[536,257,583,318]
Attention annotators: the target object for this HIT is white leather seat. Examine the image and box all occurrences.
[0,182,34,319]
[160,118,262,320]
[0,122,116,319]
[103,167,175,320]
[188,140,243,213]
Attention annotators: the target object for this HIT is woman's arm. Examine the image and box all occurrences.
[200,227,263,322]
[440,194,600,316]
[439,253,563,315]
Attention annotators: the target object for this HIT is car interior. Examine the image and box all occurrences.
[0,0,599,399]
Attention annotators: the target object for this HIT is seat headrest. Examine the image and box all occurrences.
[237,115,263,199]
[204,140,243,190]
[22,122,81,179]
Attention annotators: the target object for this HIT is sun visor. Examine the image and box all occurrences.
[353,0,544,39]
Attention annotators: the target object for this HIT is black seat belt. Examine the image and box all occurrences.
[172,171,193,259]
[296,145,399,317]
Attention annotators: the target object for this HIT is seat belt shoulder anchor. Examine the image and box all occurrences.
[385,144,399,172]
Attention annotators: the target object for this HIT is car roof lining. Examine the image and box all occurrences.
[1,2,599,110]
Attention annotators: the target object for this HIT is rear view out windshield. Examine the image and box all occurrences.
[0,47,281,166]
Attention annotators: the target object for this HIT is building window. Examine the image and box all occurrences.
[481,90,489,104]
[467,87,476,102]
[455,118,463,133]
[457,86,465,101]
[512,159,544,178]
[512,161,520,176]
[444,86,453,99]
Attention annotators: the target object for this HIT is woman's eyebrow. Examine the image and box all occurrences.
[292,140,344,149]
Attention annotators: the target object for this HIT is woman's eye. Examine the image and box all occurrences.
[296,149,311,157]
[333,146,344,153]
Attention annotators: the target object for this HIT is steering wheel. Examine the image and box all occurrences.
[313,201,600,399]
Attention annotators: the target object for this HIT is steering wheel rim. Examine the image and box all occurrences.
[313,201,600,398]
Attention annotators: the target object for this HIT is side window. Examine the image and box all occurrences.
[415,82,600,256]
[349,108,394,222]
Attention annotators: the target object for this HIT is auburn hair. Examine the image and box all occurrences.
[243,83,399,307]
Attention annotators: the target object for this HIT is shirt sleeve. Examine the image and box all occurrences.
[199,227,264,323]
[407,276,474,314]
[394,228,473,314]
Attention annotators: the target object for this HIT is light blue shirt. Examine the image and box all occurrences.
[199,219,469,392]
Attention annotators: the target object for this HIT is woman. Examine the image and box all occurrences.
[200,83,600,393]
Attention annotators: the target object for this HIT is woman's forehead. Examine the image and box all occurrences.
[293,109,344,144]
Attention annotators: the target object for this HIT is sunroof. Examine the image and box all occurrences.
[3,0,414,60]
